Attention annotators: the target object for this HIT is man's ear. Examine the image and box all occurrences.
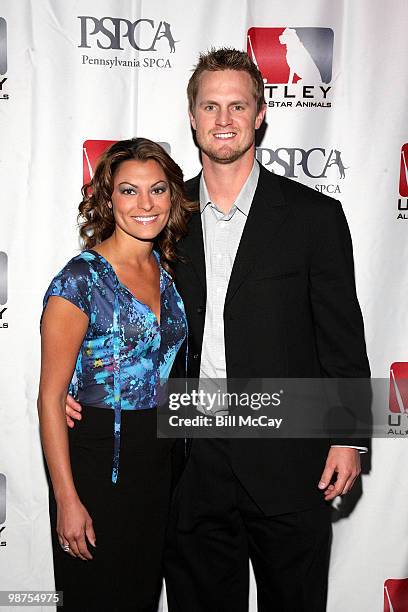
[255,103,267,130]
[189,109,197,131]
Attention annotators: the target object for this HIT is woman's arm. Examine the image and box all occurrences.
[38,296,95,560]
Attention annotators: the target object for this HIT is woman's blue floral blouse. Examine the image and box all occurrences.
[43,250,187,482]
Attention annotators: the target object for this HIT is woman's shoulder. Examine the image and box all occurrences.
[43,251,104,311]
[53,250,103,282]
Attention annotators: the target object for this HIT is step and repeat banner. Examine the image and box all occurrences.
[0,1,407,610]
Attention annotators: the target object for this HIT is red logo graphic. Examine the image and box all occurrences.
[247,27,333,85]
[384,578,408,612]
[399,144,408,197]
[83,140,115,185]
[389,363,408,413]
[83,140,171,185]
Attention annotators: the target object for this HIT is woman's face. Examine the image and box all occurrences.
[110,158,171,243]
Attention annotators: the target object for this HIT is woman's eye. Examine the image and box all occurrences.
[152,186,167,195]
[121,187,135,195]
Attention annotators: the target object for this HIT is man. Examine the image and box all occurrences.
[66,49,369,611]
[163,49,369,612]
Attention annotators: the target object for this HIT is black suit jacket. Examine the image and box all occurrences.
[172,163,370,515]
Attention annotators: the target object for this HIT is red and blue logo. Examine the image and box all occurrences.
[384,578,408,612]
[247,27,333,85]
[83,139,171,185]
[399,144,408,198]
[389,363,408,414]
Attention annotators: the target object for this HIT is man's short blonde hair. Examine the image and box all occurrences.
[187,47,265,115]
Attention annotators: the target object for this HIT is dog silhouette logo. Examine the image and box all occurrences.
[399,144,408,197]
[83,140,171,185]
[384,578,408,612]
[156,21,179,53]
[389,363,408,414]
[278,28,322,83]
[247,27,333,85]
[326,150,348,179]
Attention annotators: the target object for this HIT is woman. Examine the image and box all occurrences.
[38,138,194,611]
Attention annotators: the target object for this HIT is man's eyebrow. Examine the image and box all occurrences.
[199,99,249,106]
[199,100,219,106]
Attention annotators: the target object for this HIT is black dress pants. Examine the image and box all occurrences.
[165,439,332,612]
[48,406,174,612]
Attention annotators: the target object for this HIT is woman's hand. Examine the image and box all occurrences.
[57,496,96,561]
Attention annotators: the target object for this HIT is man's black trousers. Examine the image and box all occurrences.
[165,439,332,612]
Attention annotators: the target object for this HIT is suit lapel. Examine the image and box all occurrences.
[225,165,289,306]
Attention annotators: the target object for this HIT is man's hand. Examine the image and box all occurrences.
[65,394,82,428]
[318,447,361,501]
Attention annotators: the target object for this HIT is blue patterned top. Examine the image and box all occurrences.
[43,249,187,482]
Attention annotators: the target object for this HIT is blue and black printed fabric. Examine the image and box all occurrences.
[43,249,187,481]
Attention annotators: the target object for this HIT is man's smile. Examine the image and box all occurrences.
[213,132,236,140]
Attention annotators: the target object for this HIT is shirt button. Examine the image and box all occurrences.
[197,307,204,314]
[193,353,199,360]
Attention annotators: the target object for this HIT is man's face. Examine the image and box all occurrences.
[189,69,265,165]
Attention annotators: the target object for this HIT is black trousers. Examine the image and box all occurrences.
[165,439,332,612]
[48,406,174,612]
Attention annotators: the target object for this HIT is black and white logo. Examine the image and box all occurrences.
[256,146,348,194]
[78,16,179,70]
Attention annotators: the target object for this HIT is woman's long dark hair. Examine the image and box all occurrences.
[78,138,196,275]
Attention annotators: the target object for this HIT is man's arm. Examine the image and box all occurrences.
[308,200,370,499]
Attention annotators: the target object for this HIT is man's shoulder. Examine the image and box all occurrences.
[184,173,201,201]
[183,165,342,216]
[258,163,341,215]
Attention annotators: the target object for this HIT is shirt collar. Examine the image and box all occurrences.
[199,159,260,216]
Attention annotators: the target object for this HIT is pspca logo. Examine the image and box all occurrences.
[384,578,408,612]
[0,473,6,547]
[83,140,171,185]
[387,363,408,436]
[247,27,333,109]
[256,146,348,194]
[0,18,9,100]
[0,251,8,329]
[397,144,408,219]
[78,16,179,70]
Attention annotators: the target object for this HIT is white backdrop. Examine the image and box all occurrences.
[0,1,407,610]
